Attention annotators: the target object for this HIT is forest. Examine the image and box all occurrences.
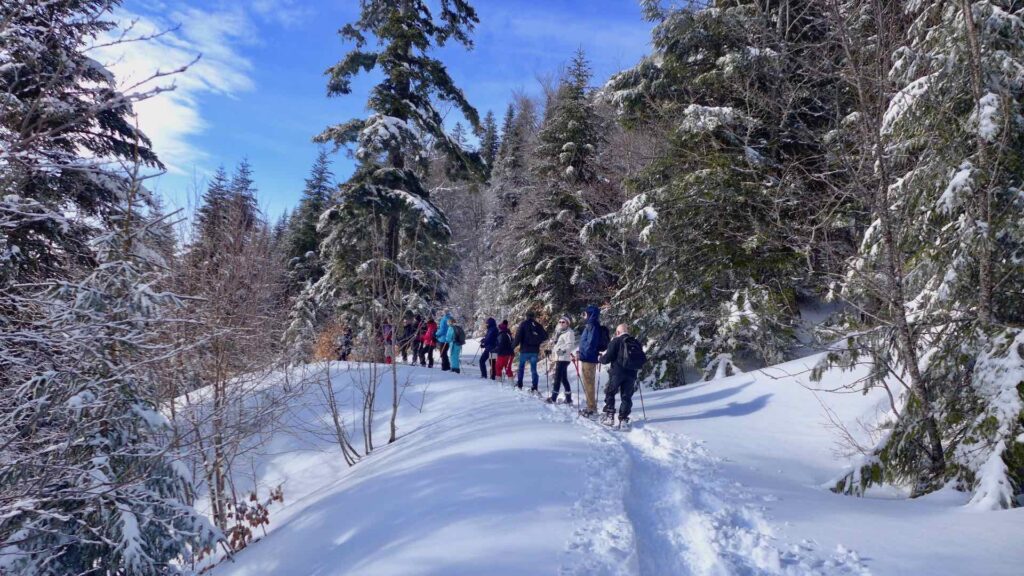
[1,0,1022,574]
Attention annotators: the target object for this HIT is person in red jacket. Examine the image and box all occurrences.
[420,316,438,368]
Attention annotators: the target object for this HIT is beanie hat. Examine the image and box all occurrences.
[559,314,571,324]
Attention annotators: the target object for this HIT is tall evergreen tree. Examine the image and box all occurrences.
[506,50,602,320]
[311,0,484,322]
[601,1,849,386]
[479,109,500,176]
[285,150,335,263]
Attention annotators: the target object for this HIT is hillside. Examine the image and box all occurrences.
[203,342,1023,576]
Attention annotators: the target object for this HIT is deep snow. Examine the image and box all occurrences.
[203,340,1023,575]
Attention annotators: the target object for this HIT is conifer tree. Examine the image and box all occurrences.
[506,50,602,320]
[479,110,500,176]
[312,0,484,322]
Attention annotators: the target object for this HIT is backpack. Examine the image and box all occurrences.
[618,335,647,372]
[453,325,466,345]
[597,325,611,352]
[523,321,547,347]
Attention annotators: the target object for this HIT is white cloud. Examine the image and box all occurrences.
[89,4,257,174]
[250,0,314,28]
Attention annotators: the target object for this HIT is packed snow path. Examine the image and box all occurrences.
[208,348,1023,575]
[530,394,868,576]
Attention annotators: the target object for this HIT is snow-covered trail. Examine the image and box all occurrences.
[536,396,869,576]
[208,342,1023,575]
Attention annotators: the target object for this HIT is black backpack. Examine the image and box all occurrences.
[453,325,466,345]
[523,320,547,347]
[618,335,647,372]
[597,325,611,352]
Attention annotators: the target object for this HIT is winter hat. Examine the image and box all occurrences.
[526,310,536,320]
[559,314,571,324]
[499,320,509,330]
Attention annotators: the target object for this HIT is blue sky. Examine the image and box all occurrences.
[111,0,653,219]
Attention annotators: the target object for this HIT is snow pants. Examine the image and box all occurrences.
[449,343,462,372]
[581,361,598,412]
[517,352,539,389]
[420,345,434,368]
[440,343,451,371]
[551,360,572,400]
[603,369,637,419]
[479,349,491,378]
[495,355,514,379]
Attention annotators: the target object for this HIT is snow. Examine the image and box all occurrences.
[204,342,1024,575]
[881,74,935,134]
[969,92,1001,143]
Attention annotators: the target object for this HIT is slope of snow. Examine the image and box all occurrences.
[203,342,1023,576]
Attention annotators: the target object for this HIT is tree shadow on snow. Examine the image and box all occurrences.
[647,393,772,423]
[649,380,756,412]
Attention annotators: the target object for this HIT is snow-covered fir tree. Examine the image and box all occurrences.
[601,0,851,386]
[506,50,603,322]
[479,110,500,177]
[819,0,1024,507]
[311,0,484,326]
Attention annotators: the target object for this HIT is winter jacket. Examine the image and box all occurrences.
[436,313,452,344]
[553,326,577,362]
[513,319,548,354]
[422,321,438,347]
[600,333,637,376]
[481,318,499,352]
[399,323,416,345]
[495,327,515,356]
[578,305,604,363]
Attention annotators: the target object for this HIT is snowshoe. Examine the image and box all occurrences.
[617,417,631,431]
[579,408,596,419]
[600,412,616,427]
[563,396,573,405]
[545,397,558,404]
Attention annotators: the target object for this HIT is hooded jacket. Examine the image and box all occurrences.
[578,305,604,363]
[436,312,452,344]
[495,322,515,356]
[553,324,577,362]
[422,320,438,347]
[481,318,499,352]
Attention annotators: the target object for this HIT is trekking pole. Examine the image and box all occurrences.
[544,351,550,395]
[571,355,582,412]
[637,379,647,421]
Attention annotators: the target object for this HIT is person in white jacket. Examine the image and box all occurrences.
[547,315,576,404]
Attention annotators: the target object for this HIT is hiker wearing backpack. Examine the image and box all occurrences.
[494,320,515,380]
[420,316,438,368]
[577,305,609,417]
[398,316,416,363]
[600,324,647,427]
[513,311,548,392]
[446,316,466,373]
[547,315,576,404]
[437,311,453,371]
[479,317,499,379]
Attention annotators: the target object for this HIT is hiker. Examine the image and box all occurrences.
[480,317,498,379]
[380,318,394,364]
[399,316,416,363]
[410,314,424,364]
[494,320,515,380]
[547,315,575,404]
[336,326,354,361]
[600,324,646,427]
[513,311,548,392]
[577,305,609,416]
[437,310,453,371]
[447,316,466,374]
[420,316,438,368]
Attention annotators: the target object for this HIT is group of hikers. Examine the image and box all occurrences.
[339,305,647,427]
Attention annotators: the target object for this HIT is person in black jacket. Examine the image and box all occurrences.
[398,316,416,363]
[479,317,498,379]
[494,320,515,380]
[600,324,638,425]
[513,311,548,391]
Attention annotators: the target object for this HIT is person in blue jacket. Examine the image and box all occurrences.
[479,317,499,379]
[447,316,464,374]
[577,305,609,417]
[437,311,453,371]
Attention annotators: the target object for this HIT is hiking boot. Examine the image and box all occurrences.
[618,416,631,430]
[545,396,557,404]
[600,412,616,426]
[563,396,573,405]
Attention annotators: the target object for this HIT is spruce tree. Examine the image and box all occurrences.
[312,0,484,322]
[479,110,500,176]
[506,50,601,320]
[601,1,848,386]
